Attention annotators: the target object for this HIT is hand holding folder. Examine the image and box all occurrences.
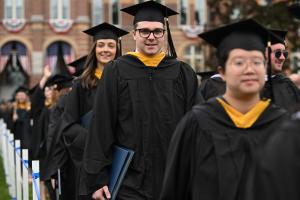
[80,111,135,200]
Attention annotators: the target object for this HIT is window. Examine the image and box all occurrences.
[4,0,24,19]
[50,0,70,19]
[45,41,74,71]
[179,0,189,25]
[92,0,103,26]
[110,0,120,25]
[195,0,207,26]
[136,0,163,3]
[183,45,204,72]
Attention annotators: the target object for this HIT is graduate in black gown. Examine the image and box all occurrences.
[56,23,128,200]
[160,19,288,200]
[81,1,198,199]
[11,86,31,149]
[30,65,52,160]
[198,72,226,101]
[261,29,300,112]
[243,107,300,200]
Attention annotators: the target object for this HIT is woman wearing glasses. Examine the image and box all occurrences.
[261,29,300,112]
[160,19,288,200]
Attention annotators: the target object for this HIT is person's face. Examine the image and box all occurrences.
[95,39,117,65]
[133,21,165,56]
[44,86,53,100]
[270,43,287,73]
[221,49,266,97]
[15,91,28,103]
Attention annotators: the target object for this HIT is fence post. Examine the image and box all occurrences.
[22,149,29,200]
[2,129,9,189]
[15,140,22,200]
[32,160,40,200]
[8,133,16,199]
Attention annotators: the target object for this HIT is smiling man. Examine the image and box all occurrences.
[80,1,198,200]
[262,29,300,112]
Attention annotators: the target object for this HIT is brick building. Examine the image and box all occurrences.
[0,0,205,99]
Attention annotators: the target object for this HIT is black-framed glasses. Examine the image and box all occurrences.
[273,50,289,59]
[135,28,165,38]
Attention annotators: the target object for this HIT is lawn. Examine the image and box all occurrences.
[0,156,10,200]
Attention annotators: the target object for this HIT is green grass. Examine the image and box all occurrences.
[0,156,10,200]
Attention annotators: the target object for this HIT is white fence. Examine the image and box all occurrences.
[0,119,40,200]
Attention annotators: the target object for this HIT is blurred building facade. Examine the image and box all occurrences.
[0,0,205,92]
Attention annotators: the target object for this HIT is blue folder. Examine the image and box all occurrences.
[108,146,134,200]
[80,110,93,128]
[80,111,135,200]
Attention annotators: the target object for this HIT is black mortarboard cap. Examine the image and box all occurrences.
[121,0,179,58]
[13,86,29,99]
[14,86,29,94]
[121,0,178,24]
[268,29,287,45]
[197,71,217,81]
[45,74,73,90]
[53,42,72,76]
[198,19,283,58]
[198,18,283,102]
[288,1,300,20]
[83,22,129,42]
[68,55,88,77]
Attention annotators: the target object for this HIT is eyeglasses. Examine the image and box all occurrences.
[135,28,165,38]
[273,50,289,59]
[229,57,266,68]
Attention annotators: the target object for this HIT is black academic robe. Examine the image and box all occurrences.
[244,111,300,200]
[159,98,287,200]
[199,76,226,101]
[81,55,198,199]
[44,94,75,200]
[12,107,31,149]
[62,79,97,167]
[262,73,300,112]
[58,80,96,199]
[30,86,46,160]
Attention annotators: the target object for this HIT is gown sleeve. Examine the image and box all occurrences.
[80,61,119,194]
[160,110,202,200]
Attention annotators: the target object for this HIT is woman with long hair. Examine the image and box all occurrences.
[49,23,128,199]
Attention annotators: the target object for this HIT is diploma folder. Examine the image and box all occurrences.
[80,111,135,200]
[108,146,134,200]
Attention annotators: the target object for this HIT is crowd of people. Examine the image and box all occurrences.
[1,1,300,200]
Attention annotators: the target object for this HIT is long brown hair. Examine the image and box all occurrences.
[80,40,119,89]
[80,42,99,89]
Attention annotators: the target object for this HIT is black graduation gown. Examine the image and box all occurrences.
[244,111,300,200]
[62,79,97,167]
[44,94,76,200]
[199,76,226,101]
[262,73,300,112]
[159,98,287,200]
[30,86,46,160]
[58,80,96,199]
[80,55,198,199]
[12,107,31,149]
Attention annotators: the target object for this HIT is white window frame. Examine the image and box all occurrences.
[4,0,24,19]
[178,0,190,25]
[135,0,165,3]
[195,0,207,26]
[92,0,103,26]
[183,45,204,72]
[50,0,70,19]
[109,0,121,25]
